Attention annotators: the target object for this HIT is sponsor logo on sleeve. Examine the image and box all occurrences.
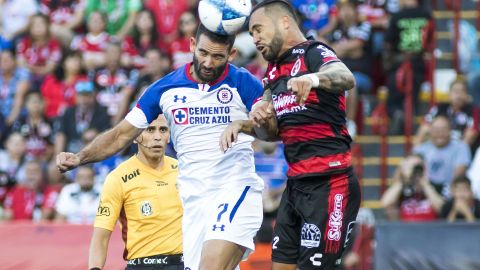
[97,203,110,216]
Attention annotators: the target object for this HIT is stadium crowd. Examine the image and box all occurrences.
[0,0,480,268]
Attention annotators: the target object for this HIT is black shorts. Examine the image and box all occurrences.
[272,168,361,270]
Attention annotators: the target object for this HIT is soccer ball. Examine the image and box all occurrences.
[198,0,252,35]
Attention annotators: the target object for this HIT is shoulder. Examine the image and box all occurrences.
[226,64,261,85]
[106,156,137,181]
[164,156,179,170]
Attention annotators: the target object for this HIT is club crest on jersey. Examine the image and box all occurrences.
[291,58,302,76]
[141,201,153,216]
[217,87,233,104]
[172,108,189,124]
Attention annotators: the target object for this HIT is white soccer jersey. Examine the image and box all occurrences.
[126,63,265,269]
[126,63,264,197]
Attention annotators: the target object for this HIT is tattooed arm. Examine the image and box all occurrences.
[288,61,355,105]
[316,61,355,94]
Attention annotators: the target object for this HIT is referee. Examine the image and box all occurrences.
[89,115,183,270]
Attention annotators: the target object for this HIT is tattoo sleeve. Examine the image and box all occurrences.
[316,62,355,94]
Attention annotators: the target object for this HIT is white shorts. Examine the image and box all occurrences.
[181,185,263,270]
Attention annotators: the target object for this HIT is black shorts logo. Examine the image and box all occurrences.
[301,223,321,248]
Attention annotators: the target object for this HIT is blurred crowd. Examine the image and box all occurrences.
[0,0,479,252]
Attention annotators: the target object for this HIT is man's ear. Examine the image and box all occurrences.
[190,37,196,53]
[228,47,238,62]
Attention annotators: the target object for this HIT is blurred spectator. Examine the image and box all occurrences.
[137,48,171,93]
[144,0,189,51]
[0,0,39,42]
[246,52,268,80]
[54,80,110,154]
[381,154,444,221]
[170,10,197,69]
[415,79,479,148]
[253,140,288,243]
[0,49,31,126]
[440,176,480,222]
[70,11,111,70]
[10,92,54,161]
[467,147,480,199]
[85,0,142,40]
[339,208,375,270]
[2,159,58,221]
[357,0,390,55]
[232,31,258,68]
[16,13,62,89]
[291,0,338,39]
[55,165,100,224]
[326,1,373,96]
[40,51,86,120]
[0,133,26,203]
[413,116,471,195]
[40,0,86,46]
[89,41,138,123]
[129,9,161,56]
[383,0,433,133]
[325,1,372,137]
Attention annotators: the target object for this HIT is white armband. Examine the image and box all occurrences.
[303,73,320,88]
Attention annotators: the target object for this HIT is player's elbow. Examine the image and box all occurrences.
[344,71,355,91]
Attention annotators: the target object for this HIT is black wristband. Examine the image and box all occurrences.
[90,268,101,270]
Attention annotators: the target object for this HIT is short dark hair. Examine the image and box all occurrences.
[195,23,236,51]
[251,0,298,21]
[452,175,471,187]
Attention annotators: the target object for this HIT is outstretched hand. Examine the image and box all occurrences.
[56,152,81,173]
[220,120,244,152]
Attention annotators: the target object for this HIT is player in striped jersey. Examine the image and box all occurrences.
[221,1,361,269]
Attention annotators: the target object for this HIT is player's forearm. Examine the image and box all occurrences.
[89,228,112,269]
[315,62,355,94]
[78,122,139,165]
[253,120,280,142]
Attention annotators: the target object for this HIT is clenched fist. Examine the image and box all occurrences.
[56,152,81,173]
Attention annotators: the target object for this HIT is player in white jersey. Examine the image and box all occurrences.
[56,24,264,270]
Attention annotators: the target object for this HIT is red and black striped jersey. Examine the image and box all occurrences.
[263,40,352,179]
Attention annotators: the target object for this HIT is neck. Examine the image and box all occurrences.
[278,30,307,57]
[33,37,47,45]
[136,152,164,170]
[30,113,42,123]
[2,70,13,79]
[65,72,77,83]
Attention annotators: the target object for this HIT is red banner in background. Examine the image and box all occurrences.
[0,222,125,270]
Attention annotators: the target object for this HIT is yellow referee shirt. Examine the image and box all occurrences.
[94,155,182,260]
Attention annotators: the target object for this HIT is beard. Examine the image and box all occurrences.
[192,54,227,83]
[263,30,284,62]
